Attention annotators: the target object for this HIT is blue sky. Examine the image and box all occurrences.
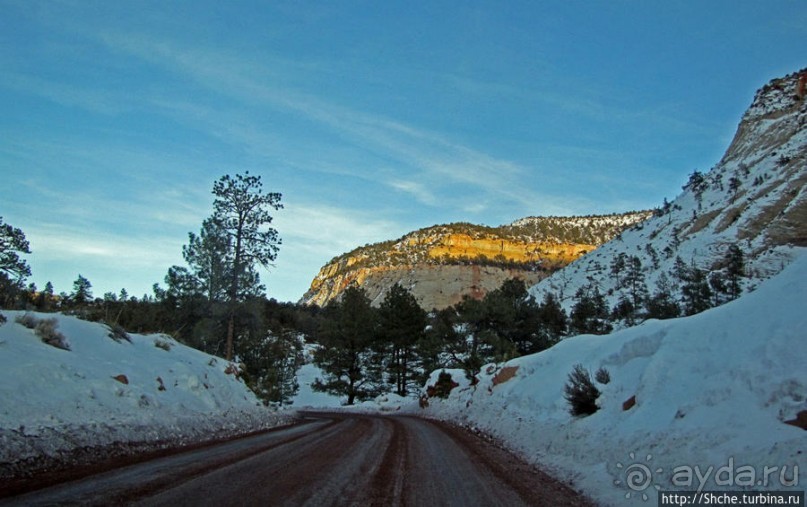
[1,1,805,303]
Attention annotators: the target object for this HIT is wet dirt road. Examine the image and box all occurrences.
[2,413,591,506]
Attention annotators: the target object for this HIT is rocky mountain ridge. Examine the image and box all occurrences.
[301,212,652,309]
[529,68,807,313]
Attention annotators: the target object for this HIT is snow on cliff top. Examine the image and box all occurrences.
[418,249,807,505]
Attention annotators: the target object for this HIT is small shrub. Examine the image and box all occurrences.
[595,366,611,385]
[15,313,38,329]
[107,323,131,343]
[154,337,172,351]
[224,363,241,377]
[432,370,458,399]
[35,318,70,351]
[563,364,600,416]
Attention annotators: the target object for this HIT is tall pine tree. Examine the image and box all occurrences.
[680,260,712,316]
[71,275,93,306]
[569,285,612,335]
[0,216,31,282]
[211,172,282,361]
[377,283,427,397]
[313,287,381,405]
[725,244,745,300]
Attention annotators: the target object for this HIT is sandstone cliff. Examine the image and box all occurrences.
[301,212,652,309]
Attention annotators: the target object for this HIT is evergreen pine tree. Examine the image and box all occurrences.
[725,244,745,300]
[708,271,728,306]
[71,275,93,306]
[211,172,282,361]
[536,291,567,345]
[241,329,303,406]
[570,285,612,335]
[611,295,636,326]
[646,273,680,319]
[181,217,233,301]
[377,283,427,397]
[610,252,627,288]
[624,255,648,319]
[482,278,543,355]
[0,216,31,282]
[563,364,600,416]
[680,261,712,316]
[447,296,500,382]
[313,286,381,405]
[34,281,55,311]
[0,217,31,308]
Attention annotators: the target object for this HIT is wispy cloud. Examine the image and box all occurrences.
[0,72,130,115]
[29,225,181,267]
[92,32,554,216]
[275,202,403,256]
[267,201,408,300]
[24,220,186,296]
[387,180,438,206]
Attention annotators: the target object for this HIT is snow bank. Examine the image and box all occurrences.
[416,250,807,506]
[290,344,415,412]
[0,312,292,476]
[291,352,347,409]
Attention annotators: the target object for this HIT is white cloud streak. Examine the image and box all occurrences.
[92,32,555,215]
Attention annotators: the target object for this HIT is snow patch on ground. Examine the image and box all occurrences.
[290,347,346,409]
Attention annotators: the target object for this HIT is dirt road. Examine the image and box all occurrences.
[2,413,591,506]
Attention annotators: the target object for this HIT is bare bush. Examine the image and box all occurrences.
[154,337,172,351]
[15,313,38,329]
[107,323,131,343]
[35,318,70,351]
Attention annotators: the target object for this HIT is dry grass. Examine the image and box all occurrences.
[686,209,722,236]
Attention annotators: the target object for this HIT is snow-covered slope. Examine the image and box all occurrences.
[0,311,289,473]
[290,343,347,408]
[530,69,807,313]
[417,251,807,505]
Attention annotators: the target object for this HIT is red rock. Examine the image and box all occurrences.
[784,410,807,430]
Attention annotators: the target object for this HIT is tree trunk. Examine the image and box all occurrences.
[401,353,408,397]
[224,311,235,361]
[225,220,244,362]
[347,376,356,405]
[225,311,235,361]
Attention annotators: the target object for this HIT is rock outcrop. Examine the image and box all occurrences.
[301,213,652,309]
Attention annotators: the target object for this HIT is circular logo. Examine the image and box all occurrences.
[614,452,663,501]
